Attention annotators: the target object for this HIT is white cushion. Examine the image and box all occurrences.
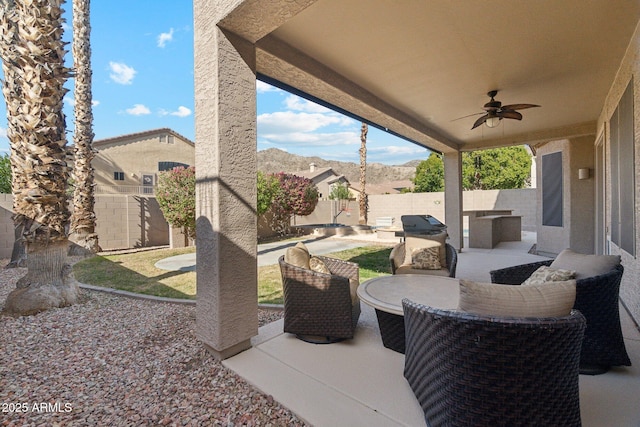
[550,249,620,280]
[458,279,576,317]
[285,244,310,269]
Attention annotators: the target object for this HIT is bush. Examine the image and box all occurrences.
[156,166,196,239]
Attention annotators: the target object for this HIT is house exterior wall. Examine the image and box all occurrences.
[599,20,640,325]
[93,130,195,192]
[314,170,337,199]
[535,136,596,256]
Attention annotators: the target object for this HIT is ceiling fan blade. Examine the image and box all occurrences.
[498,110,523,120]
[501,103,540,111]
[471,114,489,129]
[452,111,485,121]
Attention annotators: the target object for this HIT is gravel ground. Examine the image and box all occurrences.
[0,261,305,427]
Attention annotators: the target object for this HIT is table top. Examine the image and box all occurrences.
[357,274,460,316]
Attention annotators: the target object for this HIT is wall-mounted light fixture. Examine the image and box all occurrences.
[578,168,590,180]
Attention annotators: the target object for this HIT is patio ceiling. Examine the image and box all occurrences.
[219,0,640,154]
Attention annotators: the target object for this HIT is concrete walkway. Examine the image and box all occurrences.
[154,234,398,271]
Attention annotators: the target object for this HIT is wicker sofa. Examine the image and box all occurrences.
[490,255,631,374]
[403,299,586,427]
[279,254,360,343]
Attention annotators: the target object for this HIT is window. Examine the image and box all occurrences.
[541,152,563,227]
[158,161,189,172]
[142,174,154,194]
[610,79,635,256]
[114,171,124,181]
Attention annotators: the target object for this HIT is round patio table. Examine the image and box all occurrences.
[357,274,459,353]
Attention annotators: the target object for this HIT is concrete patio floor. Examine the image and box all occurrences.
[224,233,640,426]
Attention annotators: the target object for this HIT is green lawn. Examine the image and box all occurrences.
[73,244,392,305]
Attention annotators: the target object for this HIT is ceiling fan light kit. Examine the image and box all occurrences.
[470,90,540,130]
[485,116,500,128]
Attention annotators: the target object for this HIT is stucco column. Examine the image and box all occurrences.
[444,152,463,251]
[194,2,258,360]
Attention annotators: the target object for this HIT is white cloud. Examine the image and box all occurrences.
[170,106,191,117]
[256,81,280,93]
[258,111,352,134]
[260,131,359,147]
[369,145,428,156]
[126,104,151,115]
[157,28,174,48]
[65,96,100,108]
[159,106,192,117]
[284,95,333,114]
[0,126,7,138]
[109,62,136,85]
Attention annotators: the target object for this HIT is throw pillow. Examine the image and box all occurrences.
[550,248,621,280]
[411,247,442,270]
[295,241,309,255]
[522,266,576,286]
[285,246,310,269]
[404,232,448,268]
[458,279,576,317]
[309,256,331,274]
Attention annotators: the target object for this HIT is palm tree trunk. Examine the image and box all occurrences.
[0,0,78,316]
[70,0,100,254]
[359,122,368,225]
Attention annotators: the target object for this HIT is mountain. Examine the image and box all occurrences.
[257,148,417,185]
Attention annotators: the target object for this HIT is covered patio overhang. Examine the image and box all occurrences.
[193,0,640,359]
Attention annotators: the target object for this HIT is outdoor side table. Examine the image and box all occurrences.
[357,274,459,353]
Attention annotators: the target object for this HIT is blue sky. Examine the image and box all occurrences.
[0,0,430,165]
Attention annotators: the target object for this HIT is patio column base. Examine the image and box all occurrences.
[204,339,252,361]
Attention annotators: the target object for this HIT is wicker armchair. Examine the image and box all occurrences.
[490,260,631,374]
[390,242,457,277]
[402,299,586,427]
[279,255,360,343]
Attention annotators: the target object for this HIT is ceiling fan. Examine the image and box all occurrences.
[470,90,540,130]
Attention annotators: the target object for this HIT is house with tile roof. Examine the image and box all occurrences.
[92,128,195,194]
[291,163,350,200]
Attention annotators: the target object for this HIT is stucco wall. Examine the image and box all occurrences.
[93,195,169,250]
[535,137,596,256]
[291,189,536,233]
[598,19,640,325]
[0,194,14,259]
[0,194,171,259]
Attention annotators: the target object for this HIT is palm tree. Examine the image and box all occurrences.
[359,122,368,224]
[0,0,78,316]
[70,0,100,254]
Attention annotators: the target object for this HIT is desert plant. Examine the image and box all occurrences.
[0,0,78,315]
[70,0,100,253]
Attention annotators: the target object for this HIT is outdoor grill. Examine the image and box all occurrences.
[400,215,447,237]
